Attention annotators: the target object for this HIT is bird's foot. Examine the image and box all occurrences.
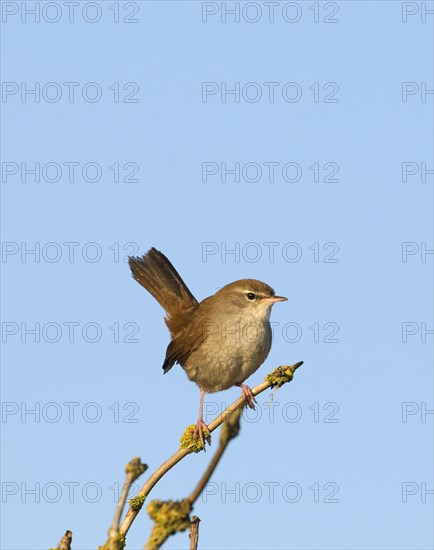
[193,419,211,450]
[239,384,257,410]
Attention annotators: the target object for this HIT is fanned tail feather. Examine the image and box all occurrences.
[128,247,198,319]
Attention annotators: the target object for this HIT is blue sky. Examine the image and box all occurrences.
[1,1,433,549]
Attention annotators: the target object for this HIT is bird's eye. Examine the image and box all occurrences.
[246,292,256,301]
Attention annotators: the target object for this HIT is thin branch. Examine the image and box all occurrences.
[106,457,148,550]
[189,443,226,504]
[52,530,72,550]
[189,517,200,550]
[119,362,303,537]
[188,407,241,505]
[143,406,242,549]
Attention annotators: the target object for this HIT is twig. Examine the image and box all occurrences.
[106,457,148,550]
[189,516,200,550]
[56,530,72,550]
[143,406,242,549]
[119,362,303,537]
[52,530,72,550]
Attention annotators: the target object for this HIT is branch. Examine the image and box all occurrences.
[100,457,148,550]
[189,517,200,550]
[188,406,242,505]
[119,361,303,538]
[51,530,72,550]
[144,498,192,549]
[143,406,243,549]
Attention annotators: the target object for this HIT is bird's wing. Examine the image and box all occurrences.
[162,308,208,373]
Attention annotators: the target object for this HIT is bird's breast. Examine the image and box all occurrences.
[183,315,272,393]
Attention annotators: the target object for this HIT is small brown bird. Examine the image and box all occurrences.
[129,248,287,447]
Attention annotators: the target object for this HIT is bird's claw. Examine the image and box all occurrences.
[193,419,211,450]
[240,384,257,410]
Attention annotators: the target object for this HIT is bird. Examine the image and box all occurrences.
[128,247,287,447]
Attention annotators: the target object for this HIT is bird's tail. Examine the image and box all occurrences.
[128,248,198,318]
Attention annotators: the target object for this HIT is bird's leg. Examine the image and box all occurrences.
[237,383,257,410]
[194,389,211,448]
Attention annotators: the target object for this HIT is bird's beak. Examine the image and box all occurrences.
[264,295,288,303]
